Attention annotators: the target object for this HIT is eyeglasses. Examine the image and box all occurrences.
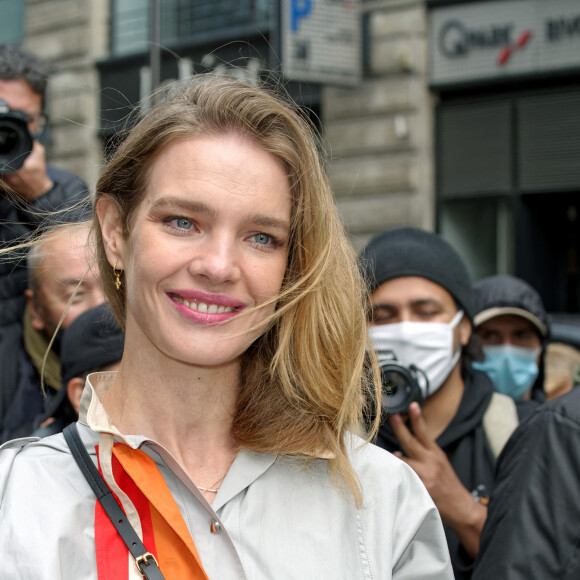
[23,111,49,137]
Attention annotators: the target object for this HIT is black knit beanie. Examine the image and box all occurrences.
[359,226,475,321]
[61,302,125,386]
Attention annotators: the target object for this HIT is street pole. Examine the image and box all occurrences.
[150,0,161,94]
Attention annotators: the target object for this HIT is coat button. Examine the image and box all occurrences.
[210,521,221,534]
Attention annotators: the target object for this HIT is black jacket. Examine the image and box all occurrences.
[375,366,522,580]
[473,387,580,580]
[0,165,91,328]
[0,321,59,442]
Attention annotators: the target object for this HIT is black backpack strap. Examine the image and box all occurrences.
[63,423,165,579]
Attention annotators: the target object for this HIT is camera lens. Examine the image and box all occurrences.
[382,369,405,396]
[379,362,423,415]
[0,116,33,173]
[0,124,19,154]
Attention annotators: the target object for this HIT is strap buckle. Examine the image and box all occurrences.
[135,552,159,576]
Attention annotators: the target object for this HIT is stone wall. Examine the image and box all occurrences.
[25,0,109,192]
[323,0,434,251]
[21,0,435,241]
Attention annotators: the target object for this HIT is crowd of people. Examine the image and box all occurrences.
[0,43,578,579]
[360,228,580,579]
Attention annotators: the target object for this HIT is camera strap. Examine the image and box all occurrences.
[63,423,166,579]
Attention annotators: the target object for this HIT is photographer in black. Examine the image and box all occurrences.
[0,44,90,329]
[360,226,531,580]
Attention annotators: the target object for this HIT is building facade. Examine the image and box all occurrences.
[6,0,580,312]
[16,0,108,187]
[430,0,580,312]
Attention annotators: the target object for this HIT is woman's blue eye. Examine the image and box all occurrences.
[253,233,271,245]
[175,218,193,230]
[162,216,195,231]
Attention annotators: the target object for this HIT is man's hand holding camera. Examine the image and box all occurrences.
[390,402,487,559]
[0,97,53,201]
[2,139,53,201]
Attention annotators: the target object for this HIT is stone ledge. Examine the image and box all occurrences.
[27,0,88,34]
[329,153,417,198]
[370,5,426,38]
[337,193,416,236]
[326,113,423,156]
[324,76,424,121]
[370,36,427,75]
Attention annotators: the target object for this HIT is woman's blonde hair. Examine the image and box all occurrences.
[95,75,379,505]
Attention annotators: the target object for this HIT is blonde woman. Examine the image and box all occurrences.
[0,76,452,579]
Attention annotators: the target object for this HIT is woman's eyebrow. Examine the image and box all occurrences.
[245,213,290,233]
[150,197,216,218]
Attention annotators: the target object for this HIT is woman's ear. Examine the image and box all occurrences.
[96,196,125,269]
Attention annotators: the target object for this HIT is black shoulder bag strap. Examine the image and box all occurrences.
[63,423,165,580]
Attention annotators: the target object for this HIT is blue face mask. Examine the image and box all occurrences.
[473,344,540,399]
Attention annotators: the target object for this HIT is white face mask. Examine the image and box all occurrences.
[368,310,464,399]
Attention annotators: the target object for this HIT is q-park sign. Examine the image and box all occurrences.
[430,0,580,86]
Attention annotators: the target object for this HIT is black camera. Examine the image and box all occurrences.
[376,351,428,415]
[0,99,33,173]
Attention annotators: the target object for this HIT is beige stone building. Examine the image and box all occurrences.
[21,0,108,192]
[14,0,432,249]
[8,0,580,312]
[325,1,434,251]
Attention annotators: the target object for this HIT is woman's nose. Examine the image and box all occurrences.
[188,234,241,285]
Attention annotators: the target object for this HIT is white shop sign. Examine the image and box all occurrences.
[430,0,580,86]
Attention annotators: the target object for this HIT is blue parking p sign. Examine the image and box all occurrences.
[282,0,361,85]
[291,0,313,31]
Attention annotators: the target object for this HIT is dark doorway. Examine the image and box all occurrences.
[517,193,580,313]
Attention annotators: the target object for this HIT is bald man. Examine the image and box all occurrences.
[0,223,104,441]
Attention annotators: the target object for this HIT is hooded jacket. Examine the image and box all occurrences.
[0,313,61,442]
[472,274,549,402]
[473,386,580,579]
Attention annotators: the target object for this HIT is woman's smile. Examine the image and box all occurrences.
[171,295,237,315]
[168,290,244,323]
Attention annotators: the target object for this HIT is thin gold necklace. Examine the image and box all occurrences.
[196,471,228,494]
[195,450,237,495]
[197,485,220,494]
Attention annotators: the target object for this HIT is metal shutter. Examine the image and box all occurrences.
[518,90,580,192]
[438,101,513,198]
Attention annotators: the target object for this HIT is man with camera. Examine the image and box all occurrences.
[0,44,90,329]
[360,226,527,580]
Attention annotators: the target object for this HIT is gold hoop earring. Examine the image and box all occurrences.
[113,261,122,291]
